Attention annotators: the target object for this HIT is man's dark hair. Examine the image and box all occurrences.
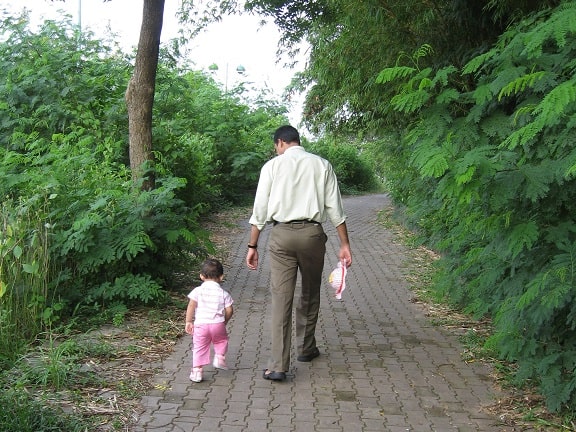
[273,125,300,145]
[201,258,224,279]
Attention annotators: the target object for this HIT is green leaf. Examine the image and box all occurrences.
[432,65,458,87]
[498,71,547,100]
[411,144,449,178]
[22,261,39,274]
[471,84,494,105]
[390,89,431,113]
[508,221,539,259]
[375,66,416,84]
[518,162,553,201]
[418,77,433,90]
[533,80,576,126]
[13,245,23,259]
[435,88,460,105]
[462,50,498,75]
[413,44,433,61]
[455,165,476,186]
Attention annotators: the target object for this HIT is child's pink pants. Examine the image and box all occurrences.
[192,322,228,367]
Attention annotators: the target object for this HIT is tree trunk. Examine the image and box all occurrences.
[125,0,165,190]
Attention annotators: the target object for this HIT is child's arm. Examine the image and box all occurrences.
[224,305,233,324]
[185,299,197,335]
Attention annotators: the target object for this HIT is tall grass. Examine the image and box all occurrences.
[0,389,89,432]
[0,198,52,368]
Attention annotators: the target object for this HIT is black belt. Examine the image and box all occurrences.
[273,220,319,226]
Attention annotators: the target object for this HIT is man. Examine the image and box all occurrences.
[246,125,352,381]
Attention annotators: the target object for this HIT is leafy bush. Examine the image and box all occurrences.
[0,14,203,350]
[307,136,379,193]
[153,59,290,205]
[0,9,299,363]
[0,13,130,152]
[378,2,576,412]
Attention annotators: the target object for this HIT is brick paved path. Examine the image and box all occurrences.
[133,194,522,432]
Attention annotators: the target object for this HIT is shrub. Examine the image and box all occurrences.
[378,2,576,411]
[307,136,379,193]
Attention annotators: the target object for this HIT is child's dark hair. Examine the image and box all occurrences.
[201,258,224,279]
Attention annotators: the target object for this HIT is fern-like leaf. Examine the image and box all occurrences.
[519,162,554,202]
[390,89,430,113]
[508,221,539,260]
[502,80,576,149]
[455,166,476,186]
[498,71,547,100]
[471,84,495,105]
[436,88,460,105]
[564,146,576,178]
[418,77,433,91]
[432,65,458,87]
[533,80,576,126]
[413,44,433,62]
[410,143,450,178]
[479,111,513,138]
[462,50,498,75]
[454,146,494,185]
[517,241,576,313]
[523,3,576,58]
[375,66,416,84]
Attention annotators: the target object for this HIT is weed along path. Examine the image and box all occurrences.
[133,194,532,432]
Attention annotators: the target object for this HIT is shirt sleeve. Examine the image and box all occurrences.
[223,291,234,308]
[324,163,347,227]
[249,161,274,230]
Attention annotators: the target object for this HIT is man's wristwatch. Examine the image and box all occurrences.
[247,244,257,249]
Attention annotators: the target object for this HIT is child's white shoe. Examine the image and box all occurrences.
[212,354,228,370]
[189,367,203,382]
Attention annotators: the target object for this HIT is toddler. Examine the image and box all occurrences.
[185,258,234,382]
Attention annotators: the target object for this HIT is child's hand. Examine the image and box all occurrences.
[185,322,194,335]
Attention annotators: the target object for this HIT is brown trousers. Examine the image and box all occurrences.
[267,222,327,372]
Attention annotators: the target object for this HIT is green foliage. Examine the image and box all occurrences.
[88,274,164,307]
[0,389,89,432]
[1,130,201,319]
[23,339,81,391]
[152,58,290,205]
[0,197,53,367]
[248,0,536,134]
[0,10,291,363]
[306,136,380,194]
[379,1,576,412]
[0,12,131,151]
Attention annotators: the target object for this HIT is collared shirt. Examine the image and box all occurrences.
[188,281,233,324]
[249,146,346,230]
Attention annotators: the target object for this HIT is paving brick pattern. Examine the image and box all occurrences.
[133,194,524,432]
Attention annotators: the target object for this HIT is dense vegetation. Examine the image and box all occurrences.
[4,0,576,425]
[380,4,576,412]
[0,11,378,427]
[246,0,576,414]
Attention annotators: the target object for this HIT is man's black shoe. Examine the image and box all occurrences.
[297,347,320,362]
[263,370,286,381]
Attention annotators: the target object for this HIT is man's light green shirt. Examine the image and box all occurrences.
[249,146,346,231]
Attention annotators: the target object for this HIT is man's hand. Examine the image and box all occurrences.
[339,244,352,268]
[246,248,259,270]
[336,222,352,267]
